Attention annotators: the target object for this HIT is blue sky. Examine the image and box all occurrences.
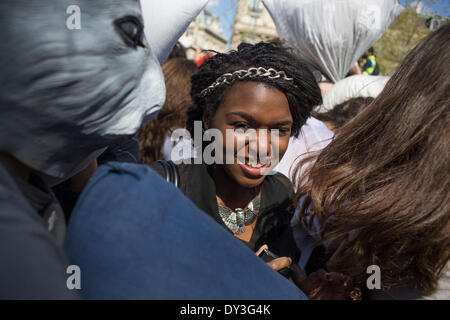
[206,0,238,42]
[400,0,450,16]
[207,0,449,45]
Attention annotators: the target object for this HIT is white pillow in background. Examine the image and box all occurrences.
[140,0,210,65]
[317,75,390,113]
[263,0,403,83]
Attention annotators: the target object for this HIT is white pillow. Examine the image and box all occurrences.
[263,0,403,83]
[140,0,210,64]
[317,75,389,113]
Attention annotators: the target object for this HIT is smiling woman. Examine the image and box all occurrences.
[149,42,322,270]
[208,81,292,188]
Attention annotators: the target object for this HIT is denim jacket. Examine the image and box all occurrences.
[65,162,306,299]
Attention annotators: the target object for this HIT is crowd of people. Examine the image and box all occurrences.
[0,0,448,300]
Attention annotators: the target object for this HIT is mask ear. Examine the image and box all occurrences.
[140,0,209,65]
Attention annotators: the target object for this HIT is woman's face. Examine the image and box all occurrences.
[206,81,292,188]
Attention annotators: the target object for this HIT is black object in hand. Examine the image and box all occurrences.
[258,248,293,279]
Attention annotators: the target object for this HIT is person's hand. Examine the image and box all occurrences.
[292,268,361,300]
[255,245,292,272]
[255,244,268,256]
[267,256,292,272]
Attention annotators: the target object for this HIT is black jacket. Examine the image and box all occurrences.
[149,161,300,262]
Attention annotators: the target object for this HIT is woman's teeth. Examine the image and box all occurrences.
[247,162,269,168]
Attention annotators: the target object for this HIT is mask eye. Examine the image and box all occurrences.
[114,16,146,49]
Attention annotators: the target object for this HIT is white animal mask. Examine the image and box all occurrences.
[0,0,166,179]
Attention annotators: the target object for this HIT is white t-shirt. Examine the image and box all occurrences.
[274,117,334,184]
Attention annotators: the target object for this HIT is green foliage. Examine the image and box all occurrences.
[374,8,432,75]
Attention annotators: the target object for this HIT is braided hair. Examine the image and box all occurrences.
[187,42,322,137]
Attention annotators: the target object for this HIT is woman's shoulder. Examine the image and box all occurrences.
[147,159,192,173]
[264,171,294,197]
[147,160,194,184]
[259,171,295,222]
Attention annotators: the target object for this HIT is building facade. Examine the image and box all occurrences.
[180,9,227,58]
[230,0,278,50]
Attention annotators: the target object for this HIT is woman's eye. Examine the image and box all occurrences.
[233,122,250,130]
[277,127,291,135]
[114,16,146,49]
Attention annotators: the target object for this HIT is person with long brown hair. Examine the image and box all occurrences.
[138,57,198,163]
[313,97,374,134]
[293,24,450,299]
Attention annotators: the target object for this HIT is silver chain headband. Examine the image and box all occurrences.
[199,67,294,98]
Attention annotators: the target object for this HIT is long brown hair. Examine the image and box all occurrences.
[294,24,450,294]
[313,97,374,132]
[138,58,198,163]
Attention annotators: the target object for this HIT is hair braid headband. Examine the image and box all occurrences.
[199,67,294,97]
